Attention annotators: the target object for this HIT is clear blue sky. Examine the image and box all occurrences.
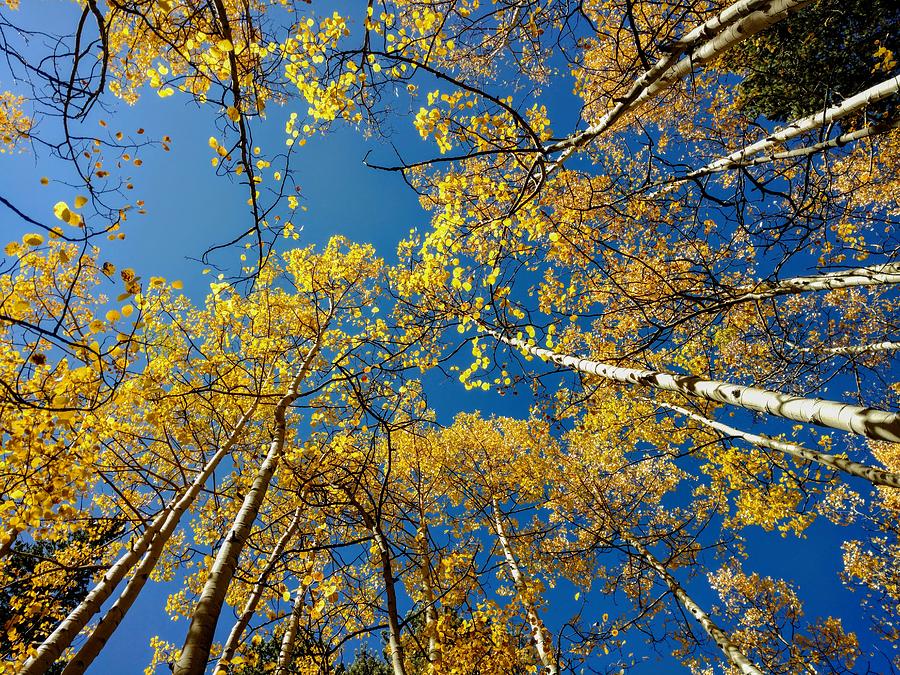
[0,2,893,673]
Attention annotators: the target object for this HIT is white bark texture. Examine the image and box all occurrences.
[720,262,900,305]
[215,507,304,672]
[693,75,900,175]
[545,0,813,172]
[491,499,558,675]
[791,340,900,357]
[174,339,323,675]
[489,331,900,442]
[621,531,764,675]
[417,518,440,671]
[371,520,409,675]
[696,120,899,173]
[274,586,307,675]
[20,402,259,675]
[657,401,900,488]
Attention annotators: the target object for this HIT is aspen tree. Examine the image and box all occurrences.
[490,330,900,442]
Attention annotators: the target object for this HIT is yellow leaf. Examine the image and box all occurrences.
[106,309,121,322]
[282,589,291,602]
[171,280,184,290]
[74,195,88,208]
[22,233,44,247]
[53,201,72,223]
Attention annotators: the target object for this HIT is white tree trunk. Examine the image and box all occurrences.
[372,520,408,675]
[489,331,900,442]
[700,120,898,172]
[174,339,323,675]
[274,584,307,675]
[710,262,900,306]
[789,340,900,357]
[620,530,764,675]
[693,75,900,175]
[657,401,900,488]
[215,507,304,672]
[545,0,813,172]
[416,516,440,671]
[491,499,558,675]
[19,402,259,675]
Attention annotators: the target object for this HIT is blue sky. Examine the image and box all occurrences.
[1,2,896,673]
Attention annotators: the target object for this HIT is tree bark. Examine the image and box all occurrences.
[274,584,307,675]
[716,262,900,305]
[491,498,558,675]
[215,507,304,673]
[620,530,764,675]
[352,502,408,675]
[545,0,813,172]
[416,509,440,671]
[174,338,323,675]
[20,401,259,675]
[489,331,900,442]
[693,75,900,176]
[789,340,900,357]
[657,401,900,488]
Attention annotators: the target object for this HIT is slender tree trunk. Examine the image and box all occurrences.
[698,119,899,172]
[375,524,409,675]
[416,510,440,671]
[174,338,323,675]
[274,585,307,675]
[545,0,813,172]
[693,75,900,175]
[215,507,304,672]
[491,499,558,675]
[352,502,408,675]
[719,262,900,304]
[789,340,900,357]
[619,530,764,675]
[422,557,439,672]
[19,402,259,675]
[657,401,900,488]
[489,331,900,442]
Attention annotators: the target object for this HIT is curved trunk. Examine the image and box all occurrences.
[215,507,304,672]
[174,339,323,675]
[490,331,900,442]
[657,401,900,488]
[490,499,558,675]
[20,402,259,675]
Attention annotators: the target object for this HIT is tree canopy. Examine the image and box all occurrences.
[0,1,899,674]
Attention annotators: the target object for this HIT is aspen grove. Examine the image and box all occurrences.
[0,1,899,674]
